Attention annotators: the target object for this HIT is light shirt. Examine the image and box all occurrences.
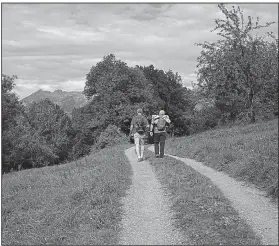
[151,115,171,133]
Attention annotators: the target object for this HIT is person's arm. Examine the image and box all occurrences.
[150,119,154,136]
[144,117,149,130]
[164,115,171,123]
[129,117,134,136]
[129,125,133,136]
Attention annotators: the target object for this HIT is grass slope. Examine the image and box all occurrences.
[146,151,261,245]
[166,119,278,198]
[2,144,132,245]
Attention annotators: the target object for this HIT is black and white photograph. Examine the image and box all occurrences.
[1,2,278,245]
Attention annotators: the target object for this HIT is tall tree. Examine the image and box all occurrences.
[139,65,193,136]
[1,74,23,130]
[2,74,25,172]
[196,4,277,123]
[25,99,74,162]
[82,54,157,133]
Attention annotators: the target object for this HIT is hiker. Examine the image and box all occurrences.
[150,110,171,158]
[129,108,149,162]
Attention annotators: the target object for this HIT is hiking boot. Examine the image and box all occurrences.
[138,157,142,162]
[140,157,144,162]
[155,155,160,158]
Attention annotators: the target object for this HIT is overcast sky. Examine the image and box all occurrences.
[2,3,278,99]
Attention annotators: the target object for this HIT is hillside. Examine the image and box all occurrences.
[21,89,88,115]
[3,120,277,244]
[2,144,132,245]
[165,118,278,199]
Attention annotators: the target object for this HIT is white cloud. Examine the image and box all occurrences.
[70,58,102,65]
[2,3,278,99]
[13,77,86,99]
[2,40,22,47]
[37,26,67,37]
[57,78,86,91]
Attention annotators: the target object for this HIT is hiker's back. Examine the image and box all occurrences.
[134,115,146,134]
[157,117,166,131]
[150,110,171,158]
[152,114,170,133]
[129,108,149,162]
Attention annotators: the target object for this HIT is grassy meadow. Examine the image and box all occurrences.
[165,119,278,199]
[1,118,277,245]
[2,144,132,245]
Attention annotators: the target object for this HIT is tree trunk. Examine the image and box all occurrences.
[171,129,174,138]
[248,90,256,123]
[249,105,255,123]
[218,113,226,125]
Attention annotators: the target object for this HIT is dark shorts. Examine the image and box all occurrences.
[154,131,166,143]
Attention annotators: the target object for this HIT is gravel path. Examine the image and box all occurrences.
[119,147,185,245]
[148,146,278,245]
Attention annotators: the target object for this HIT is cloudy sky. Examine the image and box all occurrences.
[2,3,278,99]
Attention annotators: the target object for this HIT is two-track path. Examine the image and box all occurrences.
[148,145,278,245]
[118,145,278,245]
[118,147,185,245]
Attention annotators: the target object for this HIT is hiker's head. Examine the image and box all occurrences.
[137,108,143,115]
[159,110,165,117]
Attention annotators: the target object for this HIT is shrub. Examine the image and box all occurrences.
[189,107,221,134]
[96,125,128,149]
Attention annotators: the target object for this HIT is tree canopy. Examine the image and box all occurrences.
[196,4,278,123]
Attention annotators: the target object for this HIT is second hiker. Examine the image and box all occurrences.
[150,110,171,158]
[129,108,149,162]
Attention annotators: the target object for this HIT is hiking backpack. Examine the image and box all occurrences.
[156,117,166,131]
[135,115,145,134]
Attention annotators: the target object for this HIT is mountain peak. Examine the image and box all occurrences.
[34,89,50,94]
[21,90,88,116]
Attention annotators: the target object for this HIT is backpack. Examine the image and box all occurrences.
[156,118,166,131]
[135,115,146,134]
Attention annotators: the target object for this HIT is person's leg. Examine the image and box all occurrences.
[154,133,160,157]
[134,134,141,160]
[159,132,167,157]
[139,135,145,159]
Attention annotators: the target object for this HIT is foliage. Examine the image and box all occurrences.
[1,74,23,131]
[196,4,277,124]
[2,74,26,172]
[70,122,101,160]
[3,3,278,171]
[25,99,75,162]
[1,77,75,173]
[82,55,195,138]
[96,125,128,149]
[138,65,194,136]
[191,106,222,133]
[82,54,157,134]
[3,114,59,172]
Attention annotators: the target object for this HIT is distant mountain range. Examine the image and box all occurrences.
[21,89,88,115]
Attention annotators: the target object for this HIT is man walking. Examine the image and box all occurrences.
[150,110,171,158]
[129,108,149,162]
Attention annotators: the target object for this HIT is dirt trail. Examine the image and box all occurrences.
[148,145,278,245]
[119,147,186,245]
